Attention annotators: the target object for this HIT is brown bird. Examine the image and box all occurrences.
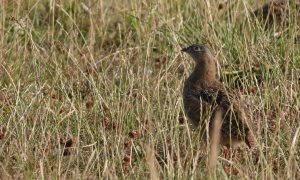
[182,44,255,148]
[252,0,289,31]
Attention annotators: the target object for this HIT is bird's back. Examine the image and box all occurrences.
[203,81,255,148]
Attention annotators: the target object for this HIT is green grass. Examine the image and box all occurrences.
[0,0,299,179]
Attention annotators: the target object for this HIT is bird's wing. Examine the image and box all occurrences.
[200,82,256,148]
[199,82,237,109]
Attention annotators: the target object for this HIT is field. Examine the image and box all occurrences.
[0,0,299,179]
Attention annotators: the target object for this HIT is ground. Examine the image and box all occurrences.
[0,0,299,179]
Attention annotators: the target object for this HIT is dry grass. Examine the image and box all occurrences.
[0,0,299,179]
[208,109,222,174]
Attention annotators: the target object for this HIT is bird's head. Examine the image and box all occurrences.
[181,44,212,64]
[182,44,219,80]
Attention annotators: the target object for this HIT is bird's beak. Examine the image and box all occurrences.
[181,47,188,52]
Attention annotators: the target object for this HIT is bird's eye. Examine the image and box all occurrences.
[193,46,201,51]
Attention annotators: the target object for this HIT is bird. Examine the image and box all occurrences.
[181,44,255,149]
[252,0,289,31]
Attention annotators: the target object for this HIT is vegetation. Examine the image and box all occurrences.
[0,0,299,179]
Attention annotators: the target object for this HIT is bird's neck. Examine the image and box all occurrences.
[189,60,217,88]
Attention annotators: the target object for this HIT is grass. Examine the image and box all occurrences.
[0,0,299,179]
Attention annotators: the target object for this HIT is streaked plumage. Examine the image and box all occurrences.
[182,44,255,148]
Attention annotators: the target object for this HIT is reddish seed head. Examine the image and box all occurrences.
[122,163,129,174]
[154,57,166,68]
[84,68,94,75]
[60,138,73,148]
[249,86,257,94]
[128,130,140,139]
[86,100,94,109]
[0,132,4,140]
[59,107,65,114]
[51,94,58,99]
[123,155,131,163]
[218,3,225,10]
[178,116,185,125]
[124,139,131,149]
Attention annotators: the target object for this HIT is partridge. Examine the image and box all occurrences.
[182,44,255,148]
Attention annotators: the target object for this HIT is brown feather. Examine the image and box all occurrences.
[182,44,256,148]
